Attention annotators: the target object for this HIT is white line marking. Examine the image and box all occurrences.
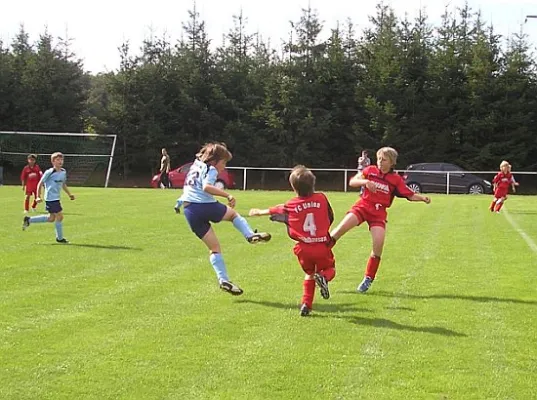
[503,207,537,253]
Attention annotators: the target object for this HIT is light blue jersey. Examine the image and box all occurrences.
[181,159,218,203]
[40,168,67,201]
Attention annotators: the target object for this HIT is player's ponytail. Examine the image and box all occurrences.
[197,142,232,164]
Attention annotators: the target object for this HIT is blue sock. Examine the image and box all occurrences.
[232,215,254,239]
[209,253,229,282]
[29,215,49,223]
[175,199,183,209]
[55,221,64,240]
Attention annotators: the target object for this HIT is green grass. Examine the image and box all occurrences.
[1,186,536,399]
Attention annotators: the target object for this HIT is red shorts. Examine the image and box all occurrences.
[25,186,38,196]
[349,201,387,229]
[293,243,335,276]
[494,188,508,199]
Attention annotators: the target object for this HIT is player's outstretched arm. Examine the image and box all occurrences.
[409,193,431,204]
[249,208,271,217]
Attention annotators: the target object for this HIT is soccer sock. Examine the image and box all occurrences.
[55,221,64,240]
[232,215,254,239]
[31,199,37,209]
[490,199,497,211]
[302,279,316,309]
[495,200,505,212]
[321,267,336,282]
[24,198,30,211]
[175,198,183,209]
[29,215,49,223]
[209,252,229,282]
[365,255,381,280]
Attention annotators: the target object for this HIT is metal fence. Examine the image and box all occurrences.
[227,167,537,194]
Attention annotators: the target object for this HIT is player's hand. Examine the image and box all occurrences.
[22,186,25,192]
[227,195,235,208]
[365,180,377,193]
[36,197,42,204]
[69,194,75,200]
[423,196,431,204]
[514,182,520,186]
[249,208,261,217]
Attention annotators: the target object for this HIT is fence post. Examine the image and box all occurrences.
[344,170,348,192]
[243,168,247,191]
[446,172,450,195]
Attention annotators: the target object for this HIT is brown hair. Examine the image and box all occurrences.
[197,142,233,164]
[27,154,37,160]
[50,152,64,163]
[377,147,398,167]
[289,165,316,197]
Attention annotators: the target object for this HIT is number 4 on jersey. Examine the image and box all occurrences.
[303,213,317,236]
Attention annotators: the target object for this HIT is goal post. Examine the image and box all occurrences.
[0,131,117,188]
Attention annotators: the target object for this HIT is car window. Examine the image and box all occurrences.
[179,163,192,173]
[443,164,464,172]
[421,163,443,171]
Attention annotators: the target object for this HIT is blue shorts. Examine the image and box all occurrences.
[46,200,63,214]
[184,202,228,239]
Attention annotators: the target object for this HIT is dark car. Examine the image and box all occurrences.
[151,162,236,189]
[403,163,492,194]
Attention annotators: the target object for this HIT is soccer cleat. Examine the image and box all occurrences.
[23,210,28,214]
[31,208,37,213]
[56,238,69,244]
[22,216,30,231]
[357,276,373,293]
[219,280,243,296]
[314,273,330,299]
[247,230,272,244]
[174,206,181,214]
[300,303,311,317]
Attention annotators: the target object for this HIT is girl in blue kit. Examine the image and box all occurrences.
[179,142,271,295]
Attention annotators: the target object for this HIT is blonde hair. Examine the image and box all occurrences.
[377,147,398,167]
[500,160,510,169]
[50,152,64,163]
[289,165,316,197]
[197,142,233,164]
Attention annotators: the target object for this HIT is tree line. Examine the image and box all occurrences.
[1,3,536,177]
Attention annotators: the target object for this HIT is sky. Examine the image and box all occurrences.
[1,0,537,74]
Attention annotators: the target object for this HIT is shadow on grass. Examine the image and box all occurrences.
[368,290,537,306]
[235,299,372,314]
[347,316,467,337]
[44,243,142,251]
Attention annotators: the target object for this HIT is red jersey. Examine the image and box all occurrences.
[359,165,415,208]
[492,172,515,191]
[21,165,42,187]
[268,192,334,244]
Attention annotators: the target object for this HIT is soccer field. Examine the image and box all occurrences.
[1,186,536,399]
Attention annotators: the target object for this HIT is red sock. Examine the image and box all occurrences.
[301,279,316,309]
[321,267,336,282]
[24,197,30,211]
[489,200,496,211]
[495,201,504,212]
[365,255,381,280]
[31,198,37,209]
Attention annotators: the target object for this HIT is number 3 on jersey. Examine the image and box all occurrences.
[303,213,317,236]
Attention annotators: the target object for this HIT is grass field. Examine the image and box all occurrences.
[1,186,536,399]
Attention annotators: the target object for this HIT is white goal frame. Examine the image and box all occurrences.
[0,131,118,188]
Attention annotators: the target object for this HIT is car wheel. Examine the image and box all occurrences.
[214,180,226,190]
[468,183,484,194]
[407,182,422,193]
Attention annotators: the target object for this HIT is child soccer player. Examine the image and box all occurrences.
[330,147,430,293]
[20,154,42,213]
[490,160,518,213]
[22,152,75,243]
[181,142,271,296]
[249,165,336,317]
